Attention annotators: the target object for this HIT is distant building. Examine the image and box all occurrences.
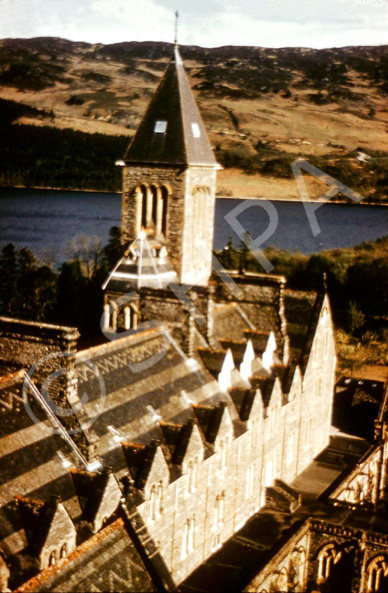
[1,45,388,593]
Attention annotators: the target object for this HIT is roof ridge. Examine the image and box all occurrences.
[124,47,217,166]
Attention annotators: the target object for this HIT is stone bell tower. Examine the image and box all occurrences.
[120,45,220,287]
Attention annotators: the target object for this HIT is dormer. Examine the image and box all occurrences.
[143,445,170,521]
[70,468,122,533]
[239,340,255,382]
[160,421,206,494]
[213,404,234,454]
[228,386,256,422]
[121,440,159,490]
[262,332,277,371]
[267,376,283,413]
[160,418,204,468]
[286,365,303,402]
[193,401,227,445]
[218,349,235,392]
[16,495,76,570]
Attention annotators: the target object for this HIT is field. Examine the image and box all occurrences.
[1,38,388,198]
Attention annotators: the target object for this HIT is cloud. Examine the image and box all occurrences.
[0,0,387,48]
[90,0,173,42]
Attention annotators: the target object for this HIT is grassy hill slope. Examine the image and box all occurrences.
[1,38,388,199]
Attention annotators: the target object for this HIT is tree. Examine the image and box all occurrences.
[100,226,123,273]
[0,243,18,315]
[348,301,366,337]
[64,234,101,280]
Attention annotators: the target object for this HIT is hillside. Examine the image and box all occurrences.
[1,37,388,199]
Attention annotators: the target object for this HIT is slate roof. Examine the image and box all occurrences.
[124,46,218,166]
[284,289,319,366]
[15,518,156,593]
[212,303,252,343]
[73,325,235,475]
[0,372,82,589]
[334,376,386,440]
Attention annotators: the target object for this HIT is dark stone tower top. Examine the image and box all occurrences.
[124,46,217,167]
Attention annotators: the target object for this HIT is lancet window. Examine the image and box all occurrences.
[182,515,195,557]
[318,543,341,582]
[136,184,169,235]
[368,556,388,593]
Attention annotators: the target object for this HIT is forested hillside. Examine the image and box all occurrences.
[1,38,388,198]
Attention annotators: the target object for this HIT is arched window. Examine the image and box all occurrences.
[287,432,295,465]
[140,185,148,228]
[124,306,131,330]
[150,185,158,226]
[156,481,163,516]
[289,547,306,590]
[150,482,163,519]
[368,556,388,593]
[274,567,288,592]
[218,437,228,471]
[318,543,341,582]
[265,459,273,487]
[182,514,195,557]
[49,550,57,566]
[250,417,258,448]
[188,457,198,493]
[149,484,157,520]
[160,186,168,236]
[60,543,68,558]
[214,492,225,530]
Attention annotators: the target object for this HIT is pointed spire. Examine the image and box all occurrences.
[174,10,179,47]
[124,46,217,167]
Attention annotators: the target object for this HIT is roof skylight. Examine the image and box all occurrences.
[154,120,167,133]
[191,123,201,138]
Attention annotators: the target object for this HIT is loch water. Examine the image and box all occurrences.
[1,187,388,264]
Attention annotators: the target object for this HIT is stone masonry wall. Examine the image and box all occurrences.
[0,317,95,458]
[131,323,336,586]
[121,164,217,286]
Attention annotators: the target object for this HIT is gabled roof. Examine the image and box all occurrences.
[124,46,218,166]
[121,441,158,490]
[159,419,194,466]
[16,494,74,557]
[0,372,82,563]
[193,402,226,444]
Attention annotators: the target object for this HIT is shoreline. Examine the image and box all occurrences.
[1,184,387,207]
[0,185,121,195]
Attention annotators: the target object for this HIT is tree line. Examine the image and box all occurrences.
[0,228,122,342]
[0,101,129,192]
[1,231,388,352]
[216,236,388,339]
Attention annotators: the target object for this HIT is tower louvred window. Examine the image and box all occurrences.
[154,120,167,133]
[191,123,201,137]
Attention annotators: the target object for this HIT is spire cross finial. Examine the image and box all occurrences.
[174,10,179,46]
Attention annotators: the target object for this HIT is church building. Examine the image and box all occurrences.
[1,44,388,593]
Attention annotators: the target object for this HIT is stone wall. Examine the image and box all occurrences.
[245,518,388,593]
[138,286,210,356]
[130,338,335,585]
[213,274,288,361]
[121,164,217,286]
[299,296,337,471]
[0,317,95,459]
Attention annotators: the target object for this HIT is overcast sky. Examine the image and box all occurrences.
[1,0,387,49]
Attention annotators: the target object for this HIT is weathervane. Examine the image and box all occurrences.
[174,10,179,47]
